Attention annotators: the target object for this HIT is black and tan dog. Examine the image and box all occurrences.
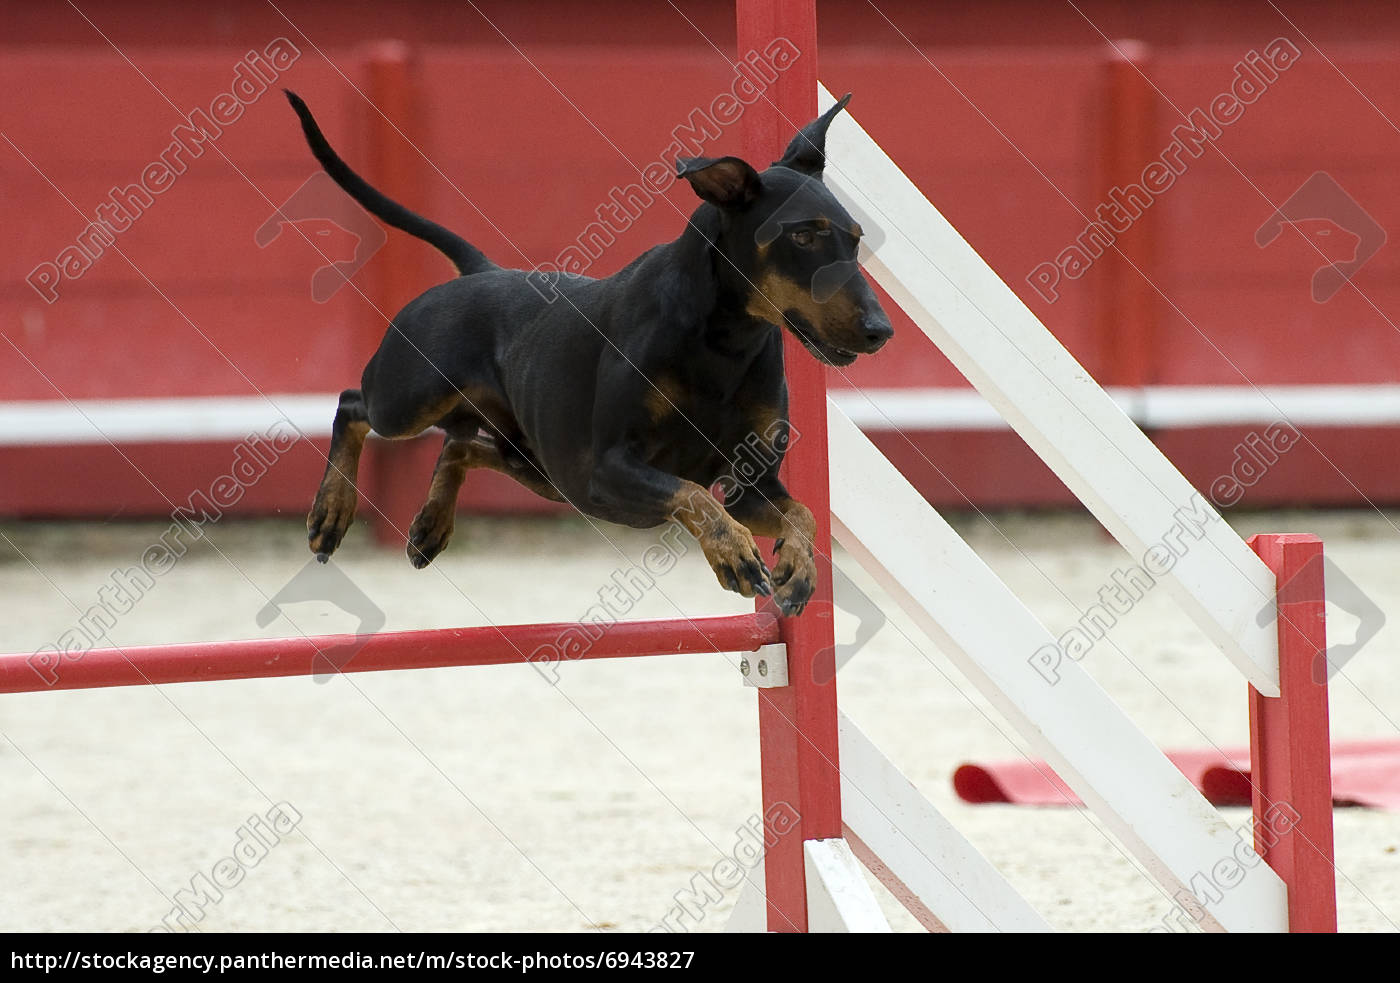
[284,91,892,616]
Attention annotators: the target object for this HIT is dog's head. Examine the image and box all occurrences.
[677,94,893,367]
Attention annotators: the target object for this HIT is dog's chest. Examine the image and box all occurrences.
[642,382,779,485]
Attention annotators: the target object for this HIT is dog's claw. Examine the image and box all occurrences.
[775,580,813,618]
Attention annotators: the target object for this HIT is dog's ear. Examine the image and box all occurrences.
[677,155,762,209]
[773,92,852,178]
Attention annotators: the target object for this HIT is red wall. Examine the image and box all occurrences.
[4,1,1399,524]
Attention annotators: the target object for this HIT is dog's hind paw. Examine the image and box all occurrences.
[406,506,454,569]
[307,493,354,559]
[406,542,440,569]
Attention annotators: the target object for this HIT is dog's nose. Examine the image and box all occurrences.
[862,317,894,351]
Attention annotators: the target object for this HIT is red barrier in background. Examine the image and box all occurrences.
[4,2,1400,525]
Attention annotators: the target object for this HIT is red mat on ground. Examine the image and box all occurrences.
[953,740,1400,809]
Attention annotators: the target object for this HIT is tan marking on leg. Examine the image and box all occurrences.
[666,482,772,598]
[407,436,569,568]
[729,494,817,616]
[407,439,473,568]
[307,418,370,557]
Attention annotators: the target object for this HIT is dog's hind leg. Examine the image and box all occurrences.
[308,389,370,561]
[406,432,566,569]
[407,436,474,569]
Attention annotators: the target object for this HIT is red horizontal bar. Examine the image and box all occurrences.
[0,613,781,694]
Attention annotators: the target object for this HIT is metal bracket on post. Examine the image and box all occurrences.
[741,644,789,688]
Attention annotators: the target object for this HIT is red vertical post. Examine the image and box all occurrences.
[360,42,427,547]
[1247,533,1337,932]
[1097,41,1157,390]
[738,0,842,933]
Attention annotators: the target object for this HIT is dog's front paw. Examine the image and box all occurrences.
[307,484,357,560]
[406,503,454,569]
[700,523,772,599]
[771,536,816,617]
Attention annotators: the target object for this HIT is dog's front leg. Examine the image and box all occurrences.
[589,447,773,599]
[723,484,818,617]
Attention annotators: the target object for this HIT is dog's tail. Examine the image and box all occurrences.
[283,90,493,277]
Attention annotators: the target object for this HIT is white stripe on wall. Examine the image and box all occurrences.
[0,394,337,446]
[1,385,1399,446]
[834,385,1400,431]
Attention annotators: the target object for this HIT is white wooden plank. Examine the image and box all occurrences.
[722,876,768,933]
[827,403,1288,932]
[839,712,1054,932]
[820,84,1280,695]
[803,838,892,933]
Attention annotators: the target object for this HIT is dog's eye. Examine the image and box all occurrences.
[790,228,830,248]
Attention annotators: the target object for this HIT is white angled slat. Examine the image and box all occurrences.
[819,84,1279,694]
[839,712,1054,932]
[828,403,1287,932]
[803,838,893,933]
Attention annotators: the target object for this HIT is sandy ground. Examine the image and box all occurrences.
[1,508,1397,934]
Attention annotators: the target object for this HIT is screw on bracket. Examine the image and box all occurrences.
[741,644,789,688]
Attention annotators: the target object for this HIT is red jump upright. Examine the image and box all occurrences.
[739,0,844,934]
[1248,533,1338,933]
